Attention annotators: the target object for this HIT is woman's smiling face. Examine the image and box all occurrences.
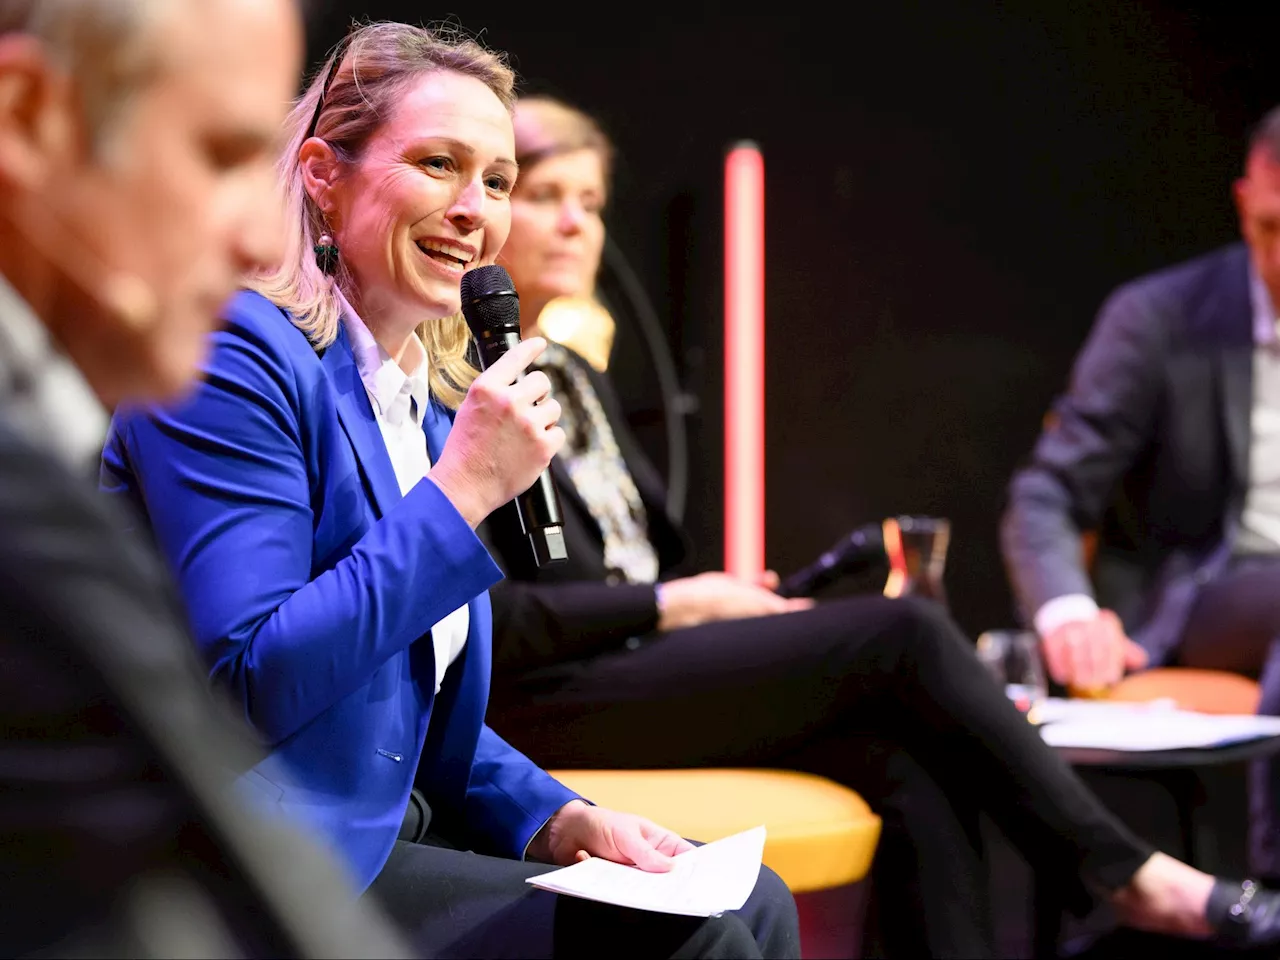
[326,69,517,323]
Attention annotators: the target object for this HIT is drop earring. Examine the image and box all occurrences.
[314,230,340,276]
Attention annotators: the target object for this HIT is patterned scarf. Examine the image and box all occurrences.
[537,342,660,585]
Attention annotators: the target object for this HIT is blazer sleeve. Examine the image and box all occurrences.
[109,302,501,744]
[461,724,583,856]
[1001,280,1168,622]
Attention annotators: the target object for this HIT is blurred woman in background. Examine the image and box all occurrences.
[482,94,1280,957]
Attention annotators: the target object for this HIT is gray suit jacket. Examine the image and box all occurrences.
[1001,243,1254,665]
[0,416,413,956]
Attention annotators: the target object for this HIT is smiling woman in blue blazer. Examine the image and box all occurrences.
[99,22,797,959]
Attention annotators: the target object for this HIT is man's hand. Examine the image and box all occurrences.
[1041,609,1148,690]
[656,570,814,632]
[526,800,694,872]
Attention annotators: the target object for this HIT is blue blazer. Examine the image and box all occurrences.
[101,290,580,891]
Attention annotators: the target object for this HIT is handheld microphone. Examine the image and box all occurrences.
[460,264,567,566]
[776,522,885,598]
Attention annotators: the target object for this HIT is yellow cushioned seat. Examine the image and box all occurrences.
[548,768,881,894]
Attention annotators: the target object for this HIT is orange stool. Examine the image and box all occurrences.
[1105,667,1261,714]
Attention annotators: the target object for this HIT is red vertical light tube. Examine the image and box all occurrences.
[724,142,765,579]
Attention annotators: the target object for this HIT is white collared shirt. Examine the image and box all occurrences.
[0,271,109,474]
[1237,267,1280,555]
[1036,261,1280,636]
[337,290,468,694]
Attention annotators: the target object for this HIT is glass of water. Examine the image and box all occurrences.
[975,629,1048,719]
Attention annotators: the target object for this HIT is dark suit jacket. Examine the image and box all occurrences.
[1001,243,1255,664]
[0,424,411,957]
[481,348,690,680]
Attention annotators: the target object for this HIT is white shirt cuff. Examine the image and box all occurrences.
[1034,594,1099,638]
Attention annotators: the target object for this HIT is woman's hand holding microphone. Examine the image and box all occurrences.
[427,337,563,528]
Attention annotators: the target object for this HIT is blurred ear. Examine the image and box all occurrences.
[298,135,342,217]
[1234,176,1250,227]
[0,35,79,190]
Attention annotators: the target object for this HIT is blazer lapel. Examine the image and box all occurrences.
[320,326,400,517]
[1216,254,1256,499]
[418,395,488,804]
[1222,345,1253,496]
[420,396,452,466]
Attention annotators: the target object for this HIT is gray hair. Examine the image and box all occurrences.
[1249,104,1280,166]
[0,0,172,149]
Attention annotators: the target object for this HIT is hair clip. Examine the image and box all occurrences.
[303,33,353,142]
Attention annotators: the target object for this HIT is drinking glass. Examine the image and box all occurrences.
[975,629,1048,718]
[882,515,950,608]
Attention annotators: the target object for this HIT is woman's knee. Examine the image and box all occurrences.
[824,594,970,665]
[882,595,973,659]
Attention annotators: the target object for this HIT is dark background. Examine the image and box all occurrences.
[308,1,1279,638]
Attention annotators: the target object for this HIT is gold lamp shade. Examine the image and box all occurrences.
[537,296,616,372]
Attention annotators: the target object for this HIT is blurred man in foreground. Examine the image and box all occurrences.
[0,0,411,955]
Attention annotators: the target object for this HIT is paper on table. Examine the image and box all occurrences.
[525,825,766,917]
[1033,696,1179,725]
[1037,698,1280,751]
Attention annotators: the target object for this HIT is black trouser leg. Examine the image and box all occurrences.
[1180,554,1280,878]
[490,595,1153,955]
[794,735,995,958]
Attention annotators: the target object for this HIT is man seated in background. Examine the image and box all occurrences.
[0,1,410,955]
[1001,104,1280,882]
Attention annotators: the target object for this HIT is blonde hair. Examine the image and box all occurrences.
[249,21,516,409]
[513,95,614,186]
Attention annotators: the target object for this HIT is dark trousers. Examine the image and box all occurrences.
[365,837,799,959]
[488,595,1152,959]
[1179,553,1280,878]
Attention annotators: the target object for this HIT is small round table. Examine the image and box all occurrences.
[1057,736,1280,864]
[1056,736,1280,769]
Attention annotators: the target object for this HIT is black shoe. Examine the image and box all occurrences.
[1209,879,1280,950]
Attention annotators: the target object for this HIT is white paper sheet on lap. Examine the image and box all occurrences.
[525,825,766,918]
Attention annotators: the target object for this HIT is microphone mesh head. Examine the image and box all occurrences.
[460,265,521,335]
